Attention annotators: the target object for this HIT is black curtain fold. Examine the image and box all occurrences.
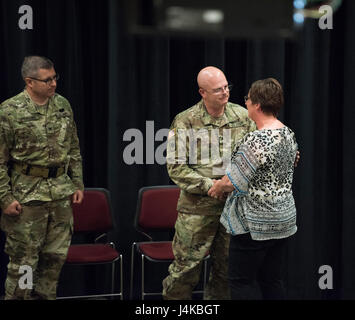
[341,0,355,299]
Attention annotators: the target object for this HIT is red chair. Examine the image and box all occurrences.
[57,188,123,300]
[130,185,209,300]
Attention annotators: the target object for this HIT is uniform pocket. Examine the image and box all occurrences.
[14,113,46,147]
[0,213,19,236]
[53,113,72,146]
[14,127,38,147]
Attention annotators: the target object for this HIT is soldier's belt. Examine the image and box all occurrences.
[12,162,65,179]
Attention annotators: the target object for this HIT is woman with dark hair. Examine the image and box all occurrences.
[208,78,299,300]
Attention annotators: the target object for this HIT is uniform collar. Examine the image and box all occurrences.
[23,89,56,115]
[199,100,231,127]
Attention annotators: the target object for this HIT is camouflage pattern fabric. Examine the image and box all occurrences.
[0,90,84,210]
[162,213,230,300]
[167,100,256,215]
[0,198,73,300]
[163,100,255,300]
[0,90,83,300]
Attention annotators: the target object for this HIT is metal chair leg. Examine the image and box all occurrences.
[141,254,145,300]
[130,243,136,300]
[111,261,115,296]
[203,258,208,290]
[120,255,123,300]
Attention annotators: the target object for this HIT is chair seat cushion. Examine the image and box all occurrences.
[138,242,174,260]
[66,244,119,264]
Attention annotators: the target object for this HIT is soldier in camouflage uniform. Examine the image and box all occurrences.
[0,56,84,300]
[162,66,256,299]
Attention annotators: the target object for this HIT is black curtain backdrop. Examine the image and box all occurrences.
[0,0,354,300]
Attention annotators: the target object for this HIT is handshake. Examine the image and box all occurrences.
[208,176,235,201]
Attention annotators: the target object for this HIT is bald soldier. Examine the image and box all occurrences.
[0,56,84,299]
[162,66,256,299]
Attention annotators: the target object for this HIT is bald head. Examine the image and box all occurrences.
[197,66,230,115]
[197,66,226,89]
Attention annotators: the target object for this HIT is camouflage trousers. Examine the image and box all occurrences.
[0,198,73,300]
[162,212,231,300]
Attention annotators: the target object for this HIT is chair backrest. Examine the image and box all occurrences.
[135,185,180,232]
[72,188,114,233]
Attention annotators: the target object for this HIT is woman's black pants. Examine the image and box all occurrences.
[228,232,289,300]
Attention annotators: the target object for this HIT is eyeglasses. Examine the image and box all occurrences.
[28,74,60,85]
[202,84,233,95]
[244,95,250,102]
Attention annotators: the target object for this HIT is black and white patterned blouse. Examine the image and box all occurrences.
[220,126,298,240]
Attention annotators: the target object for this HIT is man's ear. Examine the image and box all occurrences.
[24,78,32,88]
[199,88,205,98]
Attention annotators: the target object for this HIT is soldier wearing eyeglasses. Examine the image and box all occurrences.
[0,56,84,300]
[163,66,256,300]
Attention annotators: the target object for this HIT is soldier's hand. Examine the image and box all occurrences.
[3,200,22,216]
[294,151,300,167]
[72,190,84,204]
[208,180,225,200]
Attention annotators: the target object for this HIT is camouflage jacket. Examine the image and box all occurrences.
[0,90,84,210]
[167,100,256,215]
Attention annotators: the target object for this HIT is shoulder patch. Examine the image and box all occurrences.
[168,129,176,139]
